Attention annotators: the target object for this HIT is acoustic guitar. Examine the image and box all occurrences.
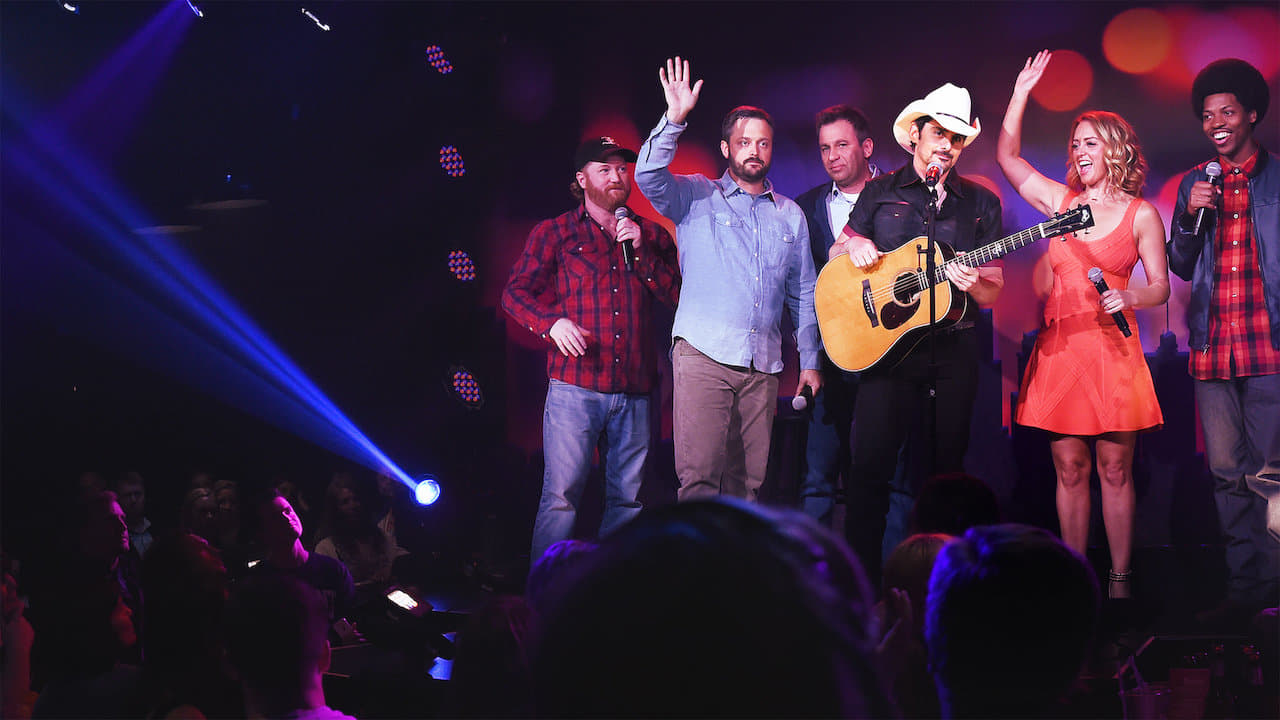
[815,205,1094,372]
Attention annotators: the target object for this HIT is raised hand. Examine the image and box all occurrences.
[659,56,703,125]
[1013,49,1052,97]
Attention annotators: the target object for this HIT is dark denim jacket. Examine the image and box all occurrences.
[1168,149,1280,352]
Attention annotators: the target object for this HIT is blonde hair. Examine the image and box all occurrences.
[1065,111,1147,198]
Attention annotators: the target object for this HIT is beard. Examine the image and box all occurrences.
[585,182,629,211]
[731,156,770,184]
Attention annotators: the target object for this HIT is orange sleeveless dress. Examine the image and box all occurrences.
[1015,195,1163,435]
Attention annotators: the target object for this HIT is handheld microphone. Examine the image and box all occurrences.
[1193,161,1223,237]
[615,206,635,272]
[791,385,814,412]
[925,161,943,188]
[1088,267,1131,338]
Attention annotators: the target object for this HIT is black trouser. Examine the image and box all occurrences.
[844,329,978,583]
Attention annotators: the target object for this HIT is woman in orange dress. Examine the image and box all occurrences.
[997,51,1170,599]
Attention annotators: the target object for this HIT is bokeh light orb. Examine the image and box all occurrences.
[1031,50,1093,112]
[1224,7,1280,79]
[966,174,1004,206]
[1184,13,1279,86]
[1103,8,1172,75]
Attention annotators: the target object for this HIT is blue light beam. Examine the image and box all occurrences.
[3,88,417,489]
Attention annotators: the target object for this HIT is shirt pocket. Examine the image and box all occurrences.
[713,211,743,231]
[872,202,919,250]
[762,225,796,270]
[562,242,603,281]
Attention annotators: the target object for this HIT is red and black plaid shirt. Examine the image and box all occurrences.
[1190,151,1280,380]
[502,205,680,393]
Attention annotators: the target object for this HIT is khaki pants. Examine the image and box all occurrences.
[672,338,778,501]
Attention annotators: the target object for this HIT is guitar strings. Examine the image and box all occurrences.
[858,223,1067,305]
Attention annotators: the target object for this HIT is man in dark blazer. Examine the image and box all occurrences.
[794,105,881,528]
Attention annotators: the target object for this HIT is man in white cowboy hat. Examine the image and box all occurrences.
[829,81,1004,582]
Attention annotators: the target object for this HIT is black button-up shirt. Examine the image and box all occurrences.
[844,162,1003,321]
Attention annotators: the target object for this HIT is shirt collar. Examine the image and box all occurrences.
[828,163,882,199]
[717,170,776,203]
[894,162,965,198]
[1221,148,1261,178]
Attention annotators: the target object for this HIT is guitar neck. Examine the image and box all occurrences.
[928,222,1051,286]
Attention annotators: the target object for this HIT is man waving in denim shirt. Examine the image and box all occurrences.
[636,57,822,502]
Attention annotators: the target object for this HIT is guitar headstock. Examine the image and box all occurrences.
[1044,204,1095,237]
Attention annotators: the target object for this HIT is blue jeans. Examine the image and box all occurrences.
[800,365,855,525]
[531,379,650,562]
[1195,373,1280,604]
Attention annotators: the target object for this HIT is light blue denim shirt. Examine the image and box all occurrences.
[636,114,820,373]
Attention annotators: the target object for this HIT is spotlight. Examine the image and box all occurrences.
[425,45,454,74]
[186,0,203,18]
[446,250,477,282]
[59,2,79,14]
[439,146,466,177]
[414,475,441,506]
[447,366,484,410]
[301,8,330,31]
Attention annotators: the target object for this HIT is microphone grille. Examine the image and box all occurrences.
[1088,267,1103,283]
[614,207,629,220]
[1205,161,1222,179]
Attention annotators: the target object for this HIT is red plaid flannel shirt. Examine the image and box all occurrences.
[1190,151,1280,379]
[502,205,680,393]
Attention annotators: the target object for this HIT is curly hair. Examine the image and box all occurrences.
[1065,111,1147,197]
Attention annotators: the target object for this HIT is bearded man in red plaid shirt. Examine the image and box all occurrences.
[1169,59,1280,628]
[503,138,681,564]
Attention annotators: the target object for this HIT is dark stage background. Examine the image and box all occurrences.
[3,1,1278,565]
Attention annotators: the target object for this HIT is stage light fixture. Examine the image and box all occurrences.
[301,8,330,31]
[446,250,477,282]
[60,2,79,14]
[186,0,203,18]
[425,45,454,74]
[414,475,442,506]
[447,367,484,410]
[439,146,466,177]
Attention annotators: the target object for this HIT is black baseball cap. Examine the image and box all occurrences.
[574,136,637,171]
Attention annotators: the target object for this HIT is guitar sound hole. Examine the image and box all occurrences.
[892,274,918,304]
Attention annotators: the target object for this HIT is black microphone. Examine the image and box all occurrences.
[1192,161,1222,237]
[925,161,943,188]
[791,385,814,412]
[1088,267,1131,337]
[615,206,635,272]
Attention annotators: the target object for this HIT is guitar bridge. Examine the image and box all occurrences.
[861,279,878,327]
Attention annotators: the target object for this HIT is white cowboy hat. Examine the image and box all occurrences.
[892,82,982,152]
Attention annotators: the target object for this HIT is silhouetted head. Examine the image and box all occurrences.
[531,499,889,718]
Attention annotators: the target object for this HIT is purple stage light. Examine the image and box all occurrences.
[186,0,202,18]
[448,367,484,409]
[425,45,454,74]
[439,145,466,177]
[447,250,477,282]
